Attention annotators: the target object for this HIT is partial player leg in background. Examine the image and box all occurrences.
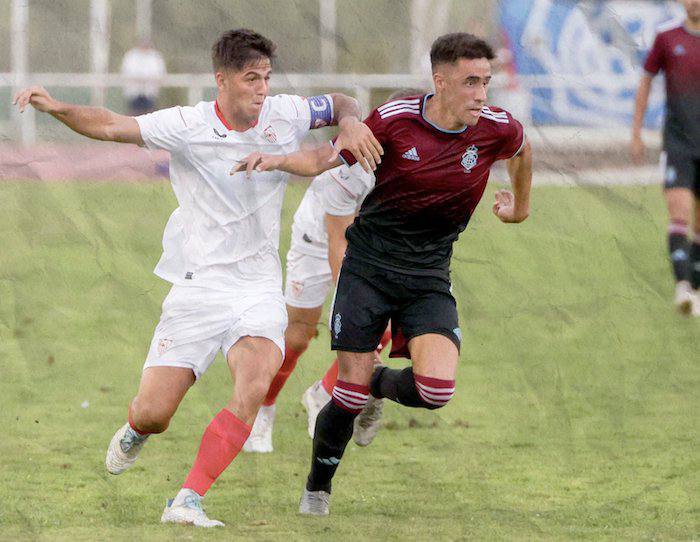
[106,366,194,475]
[244,304,322,453]
[163,335,283,527]
[662,151,696,315]
[691,183,700,316]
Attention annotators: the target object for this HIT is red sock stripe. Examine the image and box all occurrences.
[263,346,303,406]
[322,359,339,395]
[332,380,369,413]
[414,374,455,407]
[668,220,688,236]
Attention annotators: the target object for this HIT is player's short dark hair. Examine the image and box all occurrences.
[388,88,426,100]
[430,33,495,70]
[212,29,276,72]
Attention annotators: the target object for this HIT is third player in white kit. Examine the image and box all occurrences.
[245,90,425,453]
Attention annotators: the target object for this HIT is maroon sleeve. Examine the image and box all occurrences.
[643,32,665,75]
[496,113,525,161]
[333,108,387,166]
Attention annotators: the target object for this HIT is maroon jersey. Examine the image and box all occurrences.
[339,94,524,276]
[644,22,700,154]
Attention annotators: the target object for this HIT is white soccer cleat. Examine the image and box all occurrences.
[161,489,224,528]
[242,404,275,453]
[301,381,331,438]
[674,281,693,315]
[353,395,384,447]
[299,488,330,516]
[105,422,149,475]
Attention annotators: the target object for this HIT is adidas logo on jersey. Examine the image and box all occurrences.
[402,147,420,161]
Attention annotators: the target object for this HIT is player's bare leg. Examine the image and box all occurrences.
[106,366,194,475]
[300,350,375,516]
[245,305,321,453]
[664,187,694,314]
[162,336,282,527]
[691,196,700,316]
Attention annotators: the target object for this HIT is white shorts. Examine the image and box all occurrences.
[144,284,287,380]
[284,247,332,309]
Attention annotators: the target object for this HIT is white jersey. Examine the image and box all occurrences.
[291,163,375,257]
[136,94,334,291]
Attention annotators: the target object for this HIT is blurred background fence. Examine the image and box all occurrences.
[0,0,685,183]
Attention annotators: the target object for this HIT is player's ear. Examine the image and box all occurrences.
[215,71,226,91]
[432,71,444,93]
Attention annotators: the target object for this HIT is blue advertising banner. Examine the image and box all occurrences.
[499,0,684,127]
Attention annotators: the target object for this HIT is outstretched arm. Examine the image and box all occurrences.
[630,74,653,164]
[493,140,532,224]
[13,86,143,145]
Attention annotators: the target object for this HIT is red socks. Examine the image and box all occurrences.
[321,359,339,395]
[263,346,304,406]
[182,409,251,496]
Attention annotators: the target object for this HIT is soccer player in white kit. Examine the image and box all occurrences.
[245,89,425,454]
[13,28,382,527]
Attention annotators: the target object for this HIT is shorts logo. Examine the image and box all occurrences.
[453,327,462,342]
[665,166,677,184]
[461,145,478,173]
[333,313,342,339]
[157,338,173,355]
[291,280,304,298]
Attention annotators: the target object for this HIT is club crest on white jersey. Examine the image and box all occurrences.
[461,145,478,173]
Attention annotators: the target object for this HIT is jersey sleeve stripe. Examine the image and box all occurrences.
[480,112,510,124]
[481,106,508,118]
[377,98,421,113]
[379,106,421,119]
[378,102,421,116]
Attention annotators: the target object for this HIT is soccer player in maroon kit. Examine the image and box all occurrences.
[631,0,700,315]
[238,33,533,515]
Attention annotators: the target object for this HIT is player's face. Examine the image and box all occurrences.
[681,0,700,21]
[217,58,271,124]
[434,57,492,127]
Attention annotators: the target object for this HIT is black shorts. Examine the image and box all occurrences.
[329,257,460,359]
[661,149,700,197]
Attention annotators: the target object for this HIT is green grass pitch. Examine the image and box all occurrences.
[0,180,697,540]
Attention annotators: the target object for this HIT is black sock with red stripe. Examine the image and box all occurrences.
[371,366,455,410]
[370,366,425,407]
[668,220,690,283]
[306,381,369,493]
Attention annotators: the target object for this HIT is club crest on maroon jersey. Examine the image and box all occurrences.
[461,145,479,173]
